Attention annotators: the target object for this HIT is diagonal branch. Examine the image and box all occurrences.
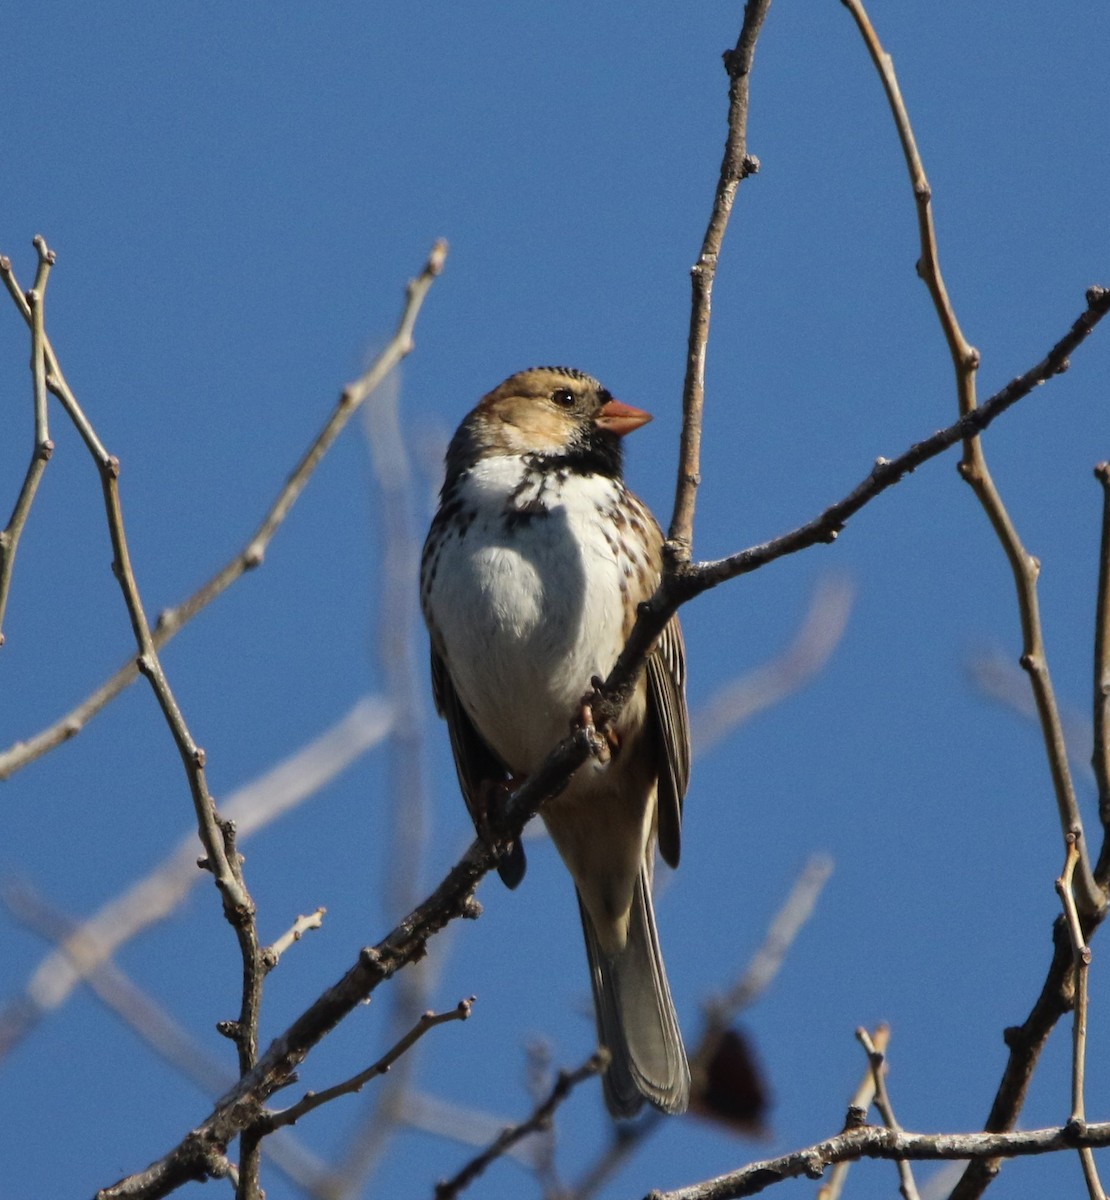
[594,285,1110,738]
[263,1000,474,1133]
[434,1052,606,1200]
[0,240,447,781]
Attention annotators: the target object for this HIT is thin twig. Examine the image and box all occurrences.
[856,1028,921,1200]
[840,0,1102,917]
[103,443,262,1018]
[668,0,770,557]
[264,909,326,971]
[434,1053,606,1200]
[1055,833,1105,1200]
[0,239,448,781]
[816,1024,890,1200]
[1094,463,1110,877]
[0,238,56,646]
[1058,833,1092,971]
[264,1000,475,1132]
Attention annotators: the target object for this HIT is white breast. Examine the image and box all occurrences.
[427,456,638,772]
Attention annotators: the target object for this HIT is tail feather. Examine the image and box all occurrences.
[578,870,689,1117]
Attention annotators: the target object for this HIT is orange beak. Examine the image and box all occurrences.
[594,398,652,437]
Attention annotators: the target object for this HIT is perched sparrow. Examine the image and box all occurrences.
[421,366,691,1116]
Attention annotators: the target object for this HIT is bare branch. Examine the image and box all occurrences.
[0,238,55,646]
[649,1120,1110,1200]
[856,1027,921,1200]
[264,909,326,971]
[816,1024,890,1200]
[669,0,769,556]
[841,0,1102,916]
[596,284,1110,745]
[1094,462,1110,874]
[828,4,1110,1194]
[840,0,1108,1180]
[0,240,447,780]
[264,1000,474,1132]
[8,240,266,1098]
[1054,833,1105,1200]
[434,1052,606,1200]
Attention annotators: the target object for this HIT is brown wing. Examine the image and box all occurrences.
[430,648,527,888]
[646,615,691,869]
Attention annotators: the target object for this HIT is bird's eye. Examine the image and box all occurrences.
[551,387,575,408]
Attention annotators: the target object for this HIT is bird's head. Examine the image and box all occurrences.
[448,366,652,479]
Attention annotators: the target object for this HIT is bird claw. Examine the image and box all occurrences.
[577,682,619,765]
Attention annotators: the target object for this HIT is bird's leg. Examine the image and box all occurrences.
[577,676,620,765]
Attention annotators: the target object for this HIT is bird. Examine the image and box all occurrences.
[420,366,691,1117]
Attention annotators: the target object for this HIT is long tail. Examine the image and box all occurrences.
[578,869,690,1117]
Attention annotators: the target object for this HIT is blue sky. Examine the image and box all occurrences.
[2,4,1109,1199]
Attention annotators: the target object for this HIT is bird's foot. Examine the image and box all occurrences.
[577,678,620,764]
